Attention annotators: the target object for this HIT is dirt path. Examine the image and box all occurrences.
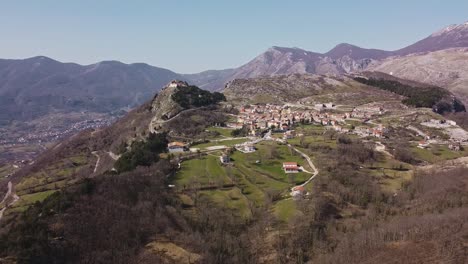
[0,181,20,221]
[418,156,468,171]
[149,108,201,133]
[375,141,394,157]
[0,182,12,205]
[107,151,120,161]
[287,144,319,187]
[240,129,320,188]
[92,151,101,173]
[408,125,429,139]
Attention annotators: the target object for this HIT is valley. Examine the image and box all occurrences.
[0,16,468,263]
[1,77,467,263]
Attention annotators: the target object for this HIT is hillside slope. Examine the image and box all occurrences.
[367,48,468,103]
[0,81,225,209]
[0,57,182,123]
[189,22,468,91]
[224,73,404,105]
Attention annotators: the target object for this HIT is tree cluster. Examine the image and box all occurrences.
[114,132,168,172]
[171,85,226,109]
[354,77,465,113]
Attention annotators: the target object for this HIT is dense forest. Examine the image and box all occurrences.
[354,77,465,113]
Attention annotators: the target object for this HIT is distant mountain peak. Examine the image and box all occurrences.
[431,23,464,37]
[333,43,358,48]
[25,55,58,63]
[325,43,391,60]
[268,46,307,53]
[397,21,468,55]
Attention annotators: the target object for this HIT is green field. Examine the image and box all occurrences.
[0,164,15,178]
[174,155,233,187]
[273,199,302,222]
[13,190,57,208]
[173,140,317,220]
[199,187,252,218]
[3,154,89,218]
[411,144,468,163]
[231,141,312,185]
[191,138,249,149]
[206,127,236,138]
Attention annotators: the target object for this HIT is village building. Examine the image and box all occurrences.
[167,80,188,88]
[291,186,306,199]
[167,142,187,153]
[283,162,300,173]
[449,143,462,151]
[418,140,429,149]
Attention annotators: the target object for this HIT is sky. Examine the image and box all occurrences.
[0,0,467,73]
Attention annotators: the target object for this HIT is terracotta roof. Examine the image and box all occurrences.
[168,142,186,147]
[292,186,305,192]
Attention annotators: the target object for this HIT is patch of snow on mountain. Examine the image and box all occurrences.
[431,24,458,37]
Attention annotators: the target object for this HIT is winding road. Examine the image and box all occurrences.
[244,129,320,189]
[288,144,319,187]
[149,108,202,133]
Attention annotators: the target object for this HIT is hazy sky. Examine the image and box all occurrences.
[1,0,467,73]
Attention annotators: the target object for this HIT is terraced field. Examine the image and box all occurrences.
[172,140,315,221]
[175,121,464,222]
[3,154,91,218]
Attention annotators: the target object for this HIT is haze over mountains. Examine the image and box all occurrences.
[1,21,468,125]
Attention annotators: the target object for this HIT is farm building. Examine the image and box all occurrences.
[283,162,299,173]
[167,142,187,153]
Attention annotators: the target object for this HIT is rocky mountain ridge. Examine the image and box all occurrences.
[1,21,466,113]
[367,48,468,104]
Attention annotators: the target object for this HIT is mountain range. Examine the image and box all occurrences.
[1,21,468,125]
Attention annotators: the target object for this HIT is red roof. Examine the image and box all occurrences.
[168,142,186,147]
[292,186,305,192]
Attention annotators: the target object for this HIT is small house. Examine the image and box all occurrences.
[283,162,299,173]
[418,141,429,149]
[449,143,462,151]
[167,142,187,153]
[291,186,306,199]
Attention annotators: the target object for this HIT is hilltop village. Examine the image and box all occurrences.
[165,97,468,200]
[227,103,388,138]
